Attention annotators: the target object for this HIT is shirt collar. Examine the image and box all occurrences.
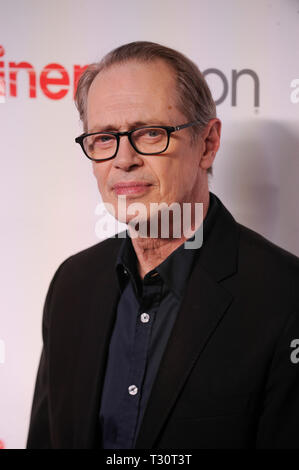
[116,192,219,299]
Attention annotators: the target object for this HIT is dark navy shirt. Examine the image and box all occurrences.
[99,192,218,449]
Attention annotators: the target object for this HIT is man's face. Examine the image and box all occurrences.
[87,59,207,224]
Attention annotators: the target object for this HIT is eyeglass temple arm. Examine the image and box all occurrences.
[174,120,201,131]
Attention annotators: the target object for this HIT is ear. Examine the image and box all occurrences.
[199,118,221,170]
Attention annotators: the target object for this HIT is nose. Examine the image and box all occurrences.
[112,135,143,171]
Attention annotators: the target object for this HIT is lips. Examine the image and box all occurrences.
[112,181,152,196]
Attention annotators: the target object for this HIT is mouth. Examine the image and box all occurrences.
[112,181,153,196]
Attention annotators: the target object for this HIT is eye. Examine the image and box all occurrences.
[84,133,116,155]
[89,134,116,150]
[95,134,114,144]
[147,129,161,137]
[133,128,166,141]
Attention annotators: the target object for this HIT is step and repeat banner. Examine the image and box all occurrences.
[0,0,298,448]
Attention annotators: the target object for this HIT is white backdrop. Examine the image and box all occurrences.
[0,0,298,449]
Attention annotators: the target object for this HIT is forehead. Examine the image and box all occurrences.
[86,59,180,130]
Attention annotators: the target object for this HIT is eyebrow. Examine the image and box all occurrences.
[88,120,166,133]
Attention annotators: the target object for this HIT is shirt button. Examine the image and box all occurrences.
[140,313,150,323]
[128,385,138,396]
[123,268,128,276]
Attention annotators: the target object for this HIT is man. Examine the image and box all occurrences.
[27,41,299,449]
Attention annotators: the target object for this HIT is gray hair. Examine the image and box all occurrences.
[75,41,216,175]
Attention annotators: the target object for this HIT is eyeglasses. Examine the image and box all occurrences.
[75,121,200,162]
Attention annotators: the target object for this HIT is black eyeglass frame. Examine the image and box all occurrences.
[75,120,201,162]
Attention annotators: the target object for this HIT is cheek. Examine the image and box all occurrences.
[151,157,182,199]
[160,152,200,200]
[92,163,109,195]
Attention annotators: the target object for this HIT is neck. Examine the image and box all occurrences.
[129,192,210,279]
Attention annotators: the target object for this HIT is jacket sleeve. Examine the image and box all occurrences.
[26,260,68,449]
[256,309,299,448]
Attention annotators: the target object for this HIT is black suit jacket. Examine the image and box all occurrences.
[27,194,299,448]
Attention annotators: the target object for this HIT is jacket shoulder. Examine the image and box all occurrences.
[238,223,299,269]
[63,234,123,267]
[237,223,299,303]
[49,234,124,290]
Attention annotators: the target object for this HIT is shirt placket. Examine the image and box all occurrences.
[116,277,162,448]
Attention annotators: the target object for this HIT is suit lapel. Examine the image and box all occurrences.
[135,197,239,448]
[135,266,233,448]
